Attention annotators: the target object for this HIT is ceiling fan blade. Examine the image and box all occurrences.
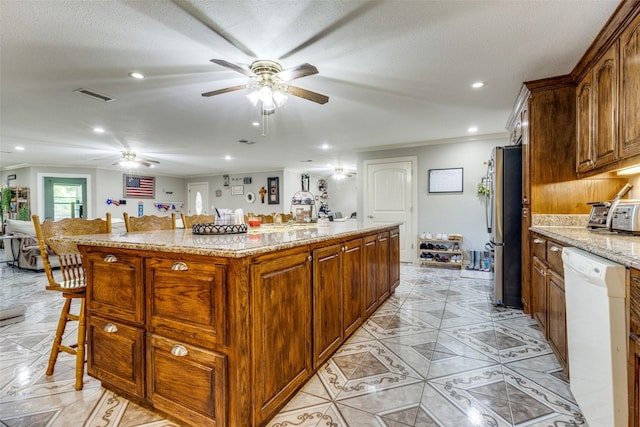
[138,160,152,167]
[171,1,258,58]
[276,63,318,82]
[279,2,380,60]
[285,86,329,104]
[202,84,248,97]
[140,158,160,164]
[209,59,255,77]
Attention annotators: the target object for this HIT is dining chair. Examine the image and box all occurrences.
[123,212,176,231]
[180,213,215,229]
[32,213,112,390]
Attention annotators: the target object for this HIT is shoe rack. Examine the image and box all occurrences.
[417,235,463,268]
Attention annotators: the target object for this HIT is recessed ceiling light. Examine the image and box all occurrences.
[93,127,105,134]
[252,121,260,127]
[321,143,329,150]
[225,155,232,160]
[15,146,25,151]
[471,81,485,89]
[468,126,478,133]
[129,72,145,79]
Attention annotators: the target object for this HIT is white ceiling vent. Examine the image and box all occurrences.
[73,88,115,102]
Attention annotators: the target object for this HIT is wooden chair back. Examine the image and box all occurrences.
[123,212,176,232]
[180,213,215,228]
[32,214,112,291]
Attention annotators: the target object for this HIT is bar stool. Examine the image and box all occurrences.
[32,214,111,390]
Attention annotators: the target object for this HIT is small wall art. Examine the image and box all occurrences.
[268,177,279,204]
[231,185,244,195]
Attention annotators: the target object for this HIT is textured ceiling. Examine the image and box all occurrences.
[0,0,620,177]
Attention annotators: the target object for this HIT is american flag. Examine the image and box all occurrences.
[124,176,155,198]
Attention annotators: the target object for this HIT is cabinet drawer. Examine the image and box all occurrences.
[546,241,565,275]
[87,315,145,398]
[85,249,144,324]
[147,334,227,427]
[531,235,547,260]
[146,256,228,350]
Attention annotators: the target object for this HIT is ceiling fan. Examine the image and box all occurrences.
[113,151,160,169]
[202,59,329,115]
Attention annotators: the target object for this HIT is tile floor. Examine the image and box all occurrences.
[0,260,586,427]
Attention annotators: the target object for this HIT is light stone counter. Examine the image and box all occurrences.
[530,225,640,269]
[56,220,398,258]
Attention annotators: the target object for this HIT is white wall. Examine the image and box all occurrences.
[358,136,509,253]
[186,171,286,215]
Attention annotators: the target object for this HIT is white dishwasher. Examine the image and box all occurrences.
[562,247,628,427]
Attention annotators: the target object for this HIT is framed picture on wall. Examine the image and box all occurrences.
[123,175,155,198]
[231,185,244,195]
[268,177,279,204]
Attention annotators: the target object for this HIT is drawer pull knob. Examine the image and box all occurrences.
[549,246,561,252]
[171,345,188,357]
[104,323,118,333]
[533,239,544,244]
[171,262,189,271]
[103,254,118,263]
[308,255,312,262]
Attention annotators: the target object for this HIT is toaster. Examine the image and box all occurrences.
[609,200,640,234]
[587,202,611,229]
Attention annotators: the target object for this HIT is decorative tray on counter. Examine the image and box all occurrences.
[192,223,247,235]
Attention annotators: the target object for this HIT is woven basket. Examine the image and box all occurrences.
[192,223,247,235]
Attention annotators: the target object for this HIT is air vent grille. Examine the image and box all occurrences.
[238,139,255,145]
[73,88,115,102]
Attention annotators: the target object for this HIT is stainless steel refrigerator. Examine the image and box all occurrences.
[486,145,522,307]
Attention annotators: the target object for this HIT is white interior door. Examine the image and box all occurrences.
[363,157,416,263]
[187,182,209,215]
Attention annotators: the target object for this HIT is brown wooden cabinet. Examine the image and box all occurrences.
[342,238,364,339]
[80,225,400,427]
[147,334,227,427]
[363,234,379,318]
[376,231,390,302]
[630,268,640,427]
[576,42,619,172]
[389,228,400,292]
[530,233,568,371]
[251,249,312,424]
[620,11,640,159]
[312,243,343,368]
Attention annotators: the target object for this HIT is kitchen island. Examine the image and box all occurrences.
[63,221,400,427]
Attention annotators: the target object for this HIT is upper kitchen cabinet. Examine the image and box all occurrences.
[576,42,619,172]
[620,11,640,159]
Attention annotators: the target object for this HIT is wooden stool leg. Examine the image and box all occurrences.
[74,297,86,390]
[47,296,72,376]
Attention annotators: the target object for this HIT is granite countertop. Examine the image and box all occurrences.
[530,225,640,269]
[53,220,398,258]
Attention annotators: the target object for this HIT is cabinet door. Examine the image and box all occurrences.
[389,228,400,292]
[342,238,363,338]
[363,234,378,317]
[376,231,390,302]
[593,42,619,168]
[532,256,547,334]
[85,249,144,324]
[147,334,227,427]
[521,102,530,206]
[620,12,640,158]
[547,269,567,369]
[576,72,594,172]
[630,333,640,427]
[251,250,311,425]
[313,244,343,368]
[146,256,228,350]
[87,314,145,398]
[521,212,531,314]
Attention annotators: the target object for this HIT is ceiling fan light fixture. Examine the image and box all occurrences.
[273,90,288,107]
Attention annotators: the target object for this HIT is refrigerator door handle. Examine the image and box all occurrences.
[485,159,493,233]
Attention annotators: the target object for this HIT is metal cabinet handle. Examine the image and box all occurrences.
[549,246,562,253]
[104,323,118,333]
[342,246,346,252]
[103,254,118,263]
[631,333,639,343]
[171,345,188,357]
[308,255,312,262]
[533,239,544,244]
[171,262,188,271]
